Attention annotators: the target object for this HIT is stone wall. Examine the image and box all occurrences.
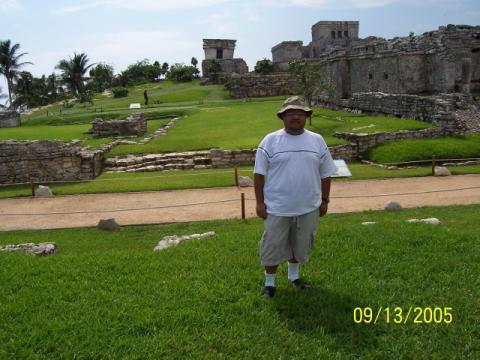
[315,92,478,133]
[201,59,249,79]
[229,73,297,98]
[0,140,103,184]
[0,111,20,128]
[91,112,146,137]
[335,128,443,155]
[103,145,358,173]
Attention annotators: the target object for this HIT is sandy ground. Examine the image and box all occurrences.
[0,174,479,231]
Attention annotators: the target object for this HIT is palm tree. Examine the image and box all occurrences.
[56,52,95,97]
[0,40,33,108]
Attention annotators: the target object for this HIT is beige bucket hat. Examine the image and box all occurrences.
[277,96,313,119]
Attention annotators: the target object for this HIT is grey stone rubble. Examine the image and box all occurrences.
[0,242,57,256]
[35,185,53,197]
[91,112,147,137]
[97,218,121,231]
[407,218,441,225]
[0,111,21,128]
[434,166,452,176]
[154,231,216,251]
[384,201,403,211]
[139,117,180,144]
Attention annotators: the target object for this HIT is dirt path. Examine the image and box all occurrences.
[1,175,479,231]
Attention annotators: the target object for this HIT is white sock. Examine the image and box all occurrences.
[288,262,300,282]
[265,271,276,287]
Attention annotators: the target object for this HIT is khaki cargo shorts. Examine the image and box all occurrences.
[259,208,319,266]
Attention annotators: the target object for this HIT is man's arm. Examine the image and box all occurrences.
[254,173,267,219]
[319,176,331,217]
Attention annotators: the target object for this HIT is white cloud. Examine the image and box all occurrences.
[53,0,232,15]
[0,0,22,12]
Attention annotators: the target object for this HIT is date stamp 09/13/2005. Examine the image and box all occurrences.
[353,307,453,325]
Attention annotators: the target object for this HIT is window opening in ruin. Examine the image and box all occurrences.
[472,48,480,53]
[384,73,389,80]
[331,31,336,39]
[338,31,342,38]
[344,30,349,38]
[216,49,223,59]
[368,73,373,80]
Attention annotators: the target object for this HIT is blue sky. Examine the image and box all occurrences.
[1,0,479,79]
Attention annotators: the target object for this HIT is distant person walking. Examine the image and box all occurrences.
[254,96,337,298]
[144,90,149,106]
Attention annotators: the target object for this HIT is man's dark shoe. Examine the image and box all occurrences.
[291,278,310,290]
[263,286,276,298]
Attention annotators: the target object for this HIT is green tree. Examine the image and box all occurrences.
[89,63,114,92]
[161,62,169,75]
[121,59,159,85]
[0,40,32,108]
[287,59,333,107]
[56,52,95,97]
[254,58,274,75]
[167,63,199,82]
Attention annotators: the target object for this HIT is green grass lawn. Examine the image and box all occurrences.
[0,118,172,148]
[363,134,480,163]
[1,164,479,199]
[1,205,478,358]
[106,100,432,157]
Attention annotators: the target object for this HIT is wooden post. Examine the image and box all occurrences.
[241,193,246,220]
[30,178,35,197]
[432,154,436,175]
[234,167,239,187]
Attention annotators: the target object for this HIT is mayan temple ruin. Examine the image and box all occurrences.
[227,21,480,133]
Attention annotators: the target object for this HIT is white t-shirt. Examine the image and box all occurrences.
[254,129,337,217]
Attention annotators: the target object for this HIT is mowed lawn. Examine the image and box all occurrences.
[0,205,478,358]
[106,101,432,156]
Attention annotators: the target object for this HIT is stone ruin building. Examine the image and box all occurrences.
[90,112,147,138]
[230,21,480,133]
[201,39,248,81]
[0,111,21,128]
[271,21,480,99]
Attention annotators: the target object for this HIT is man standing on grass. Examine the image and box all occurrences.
[254,96,337,298]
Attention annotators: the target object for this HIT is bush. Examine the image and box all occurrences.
[254,58,274,75]
[112,87,129,98]
[167,63,199,82]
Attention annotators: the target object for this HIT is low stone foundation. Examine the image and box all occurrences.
[315,92,480,133]
[103,145,357,173]
[335,128,444,155]
[0,140,103,184]
[91,112,146,137]
[0,111,21,128]
[229,73,297,98]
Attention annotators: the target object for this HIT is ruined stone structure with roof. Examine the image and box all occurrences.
[201,39,248,80]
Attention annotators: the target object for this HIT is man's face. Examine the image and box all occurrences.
[280,109,308,134]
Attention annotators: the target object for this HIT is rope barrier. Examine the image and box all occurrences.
[0,198,239,216]
[1,186,479,217]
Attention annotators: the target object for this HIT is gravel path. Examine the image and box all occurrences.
[1,174,479,231]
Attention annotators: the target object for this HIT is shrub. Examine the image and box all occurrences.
[112,87,129,98]
[167,63,199,82]
[254,58,274,75]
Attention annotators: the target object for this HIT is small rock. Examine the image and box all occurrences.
[361,222,377,225]
[154,231,216,251]
[434,166,451,176]
[35,185,53,197]
[0,242,56,256]
[407,217,441,225]
[97,218,121,231]
[238,176,253,187]
[384,201,402,212]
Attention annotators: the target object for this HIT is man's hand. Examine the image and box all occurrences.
[256,203,267,219]
[319,201,328,217]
